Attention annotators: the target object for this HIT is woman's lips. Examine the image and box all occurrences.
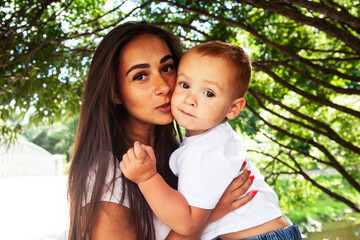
[156,102,171,113]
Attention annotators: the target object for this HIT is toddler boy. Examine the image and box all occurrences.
[120,41,302,239]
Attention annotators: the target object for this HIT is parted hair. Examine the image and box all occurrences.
[68,22,182,240]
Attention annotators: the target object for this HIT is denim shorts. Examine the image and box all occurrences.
[214,222,302,240]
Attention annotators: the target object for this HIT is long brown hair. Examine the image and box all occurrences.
[68,22,182,240]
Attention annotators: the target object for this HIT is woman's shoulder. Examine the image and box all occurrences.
[84,153,129,207]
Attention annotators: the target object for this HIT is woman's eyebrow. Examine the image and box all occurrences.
[126,63,150,76]
[125,55,173,76]
[160,55,173,63]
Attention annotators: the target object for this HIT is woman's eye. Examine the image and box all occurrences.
[163,65,175,72]
[180,82,190,89]
[133,74,146,81]
[204,90,215,98]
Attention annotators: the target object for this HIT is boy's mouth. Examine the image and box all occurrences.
[180,109,194,117]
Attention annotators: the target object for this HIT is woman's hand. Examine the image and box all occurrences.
[209,167,255,223]
[165,164,256,240]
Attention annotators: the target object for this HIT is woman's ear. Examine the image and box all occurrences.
[226,97,246,120]
[114,97,122,105]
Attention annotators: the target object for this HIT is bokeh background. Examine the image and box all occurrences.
[1,0,359,239]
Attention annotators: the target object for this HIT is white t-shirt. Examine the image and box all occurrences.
[169,122,283,240]
[84,155,171,240]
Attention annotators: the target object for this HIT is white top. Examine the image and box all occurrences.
[84,154,171,240]
[170,122,283,240]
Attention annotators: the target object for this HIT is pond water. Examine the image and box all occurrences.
[306,220,360,240]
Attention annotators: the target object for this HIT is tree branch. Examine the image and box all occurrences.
[280,62,360,95]
[243,110,331,166]
[154,22,215,40]
[0,42,45,67]
[287,46,357,55]
[159,0,360,82]
[1,1,151,68]
[283,150,360,212]
[249,149,360,211]
[249,89,360,154]
[75,1,126,27]
[38,0,75,30]
[238,0,360,53]
[252,63,360,118]
[247,105,360,192]
[309,57,360,63]
[279,0,360,29]
[248,89,360,151]
[253,60,360,94]
[1,59,31,106]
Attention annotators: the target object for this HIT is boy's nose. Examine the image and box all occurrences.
[184,93,196,107]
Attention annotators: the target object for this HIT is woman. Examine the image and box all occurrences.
[68,21,254,240]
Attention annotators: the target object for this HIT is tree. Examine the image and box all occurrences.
[141,0,360,212]
[22,116,78,161]
[0,0,151,144]
[1,0,359,212]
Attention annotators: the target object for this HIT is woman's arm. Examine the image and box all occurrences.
[82,202,136,240]
[121,142,256,238]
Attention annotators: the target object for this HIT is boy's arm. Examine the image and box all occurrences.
[140,173,210,235]
[120,142,211,236]
[165,170,256,240]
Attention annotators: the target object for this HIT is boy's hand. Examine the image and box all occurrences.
[119,141,157,184]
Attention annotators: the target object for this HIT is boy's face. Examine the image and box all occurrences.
[171,52,243,137]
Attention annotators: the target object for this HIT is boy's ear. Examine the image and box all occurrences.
[226,97,246,120]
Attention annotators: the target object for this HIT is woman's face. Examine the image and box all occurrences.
[118,34,177,127]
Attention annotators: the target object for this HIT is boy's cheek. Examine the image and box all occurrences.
[171,90,183,102]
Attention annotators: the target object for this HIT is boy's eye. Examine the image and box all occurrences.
[163,65,175,72]
[134,73,146,81]
[204,90,215,98]
[180,82,190,89]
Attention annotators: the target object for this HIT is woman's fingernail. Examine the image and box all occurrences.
[247,170,251,175]
[252,190,258,197]
[250,175,254,181]
[242,161,247,167]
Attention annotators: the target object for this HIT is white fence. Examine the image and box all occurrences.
[0,139,63,177]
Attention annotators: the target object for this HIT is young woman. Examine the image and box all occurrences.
[68,22,254,240]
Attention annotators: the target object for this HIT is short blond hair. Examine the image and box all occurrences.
[185,41,251,97]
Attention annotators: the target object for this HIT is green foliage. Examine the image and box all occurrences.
[276,174,360,224]
[0,119,21,148]
[2,0,360,216]
[143,0,358,213]
[22,117,78,161]
[0,0,139,125]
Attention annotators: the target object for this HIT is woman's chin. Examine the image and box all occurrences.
[155,116,174,126]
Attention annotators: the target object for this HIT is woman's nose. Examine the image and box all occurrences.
[154,75,171,96]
